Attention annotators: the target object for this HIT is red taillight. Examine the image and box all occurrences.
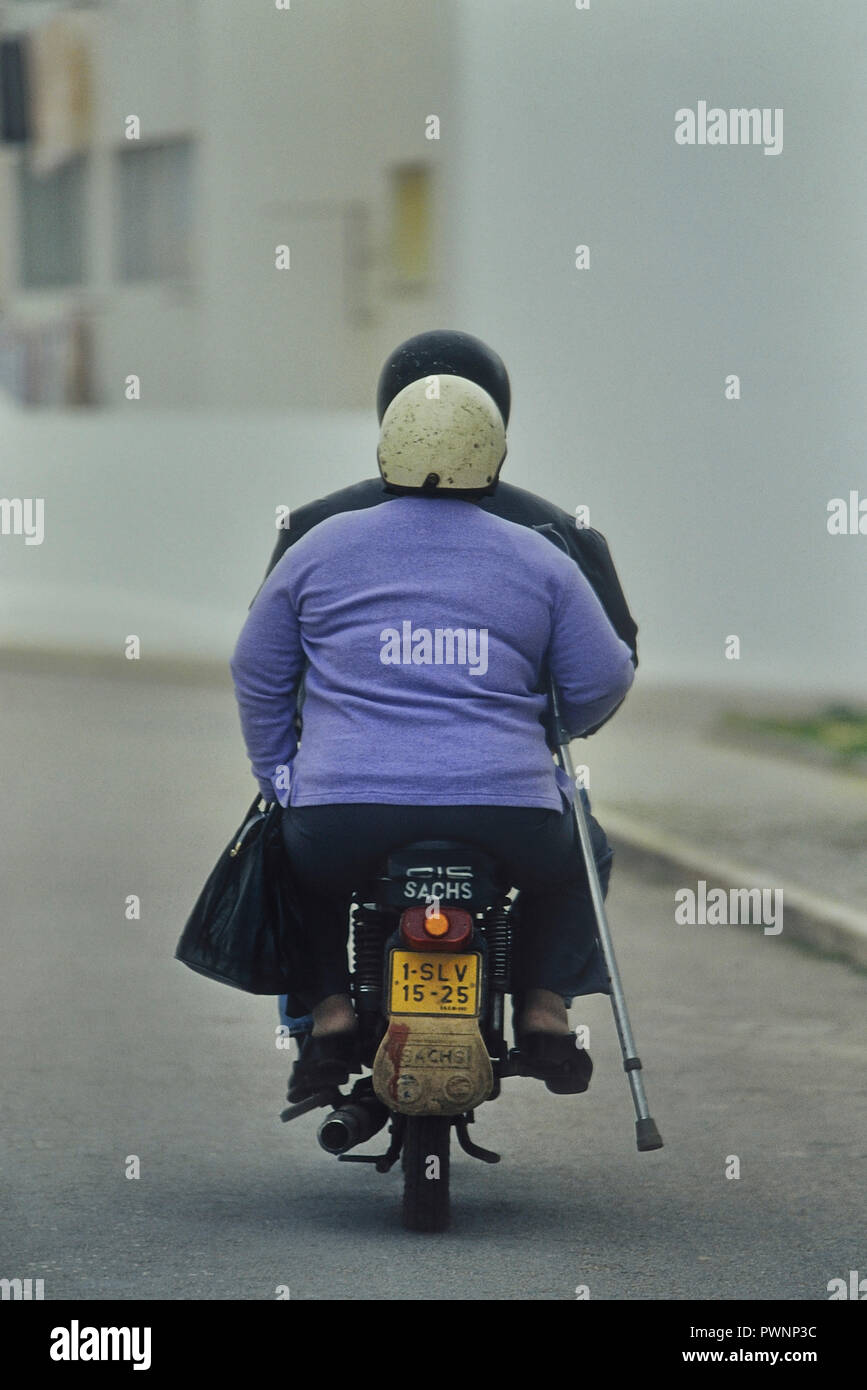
[399,906,472,951]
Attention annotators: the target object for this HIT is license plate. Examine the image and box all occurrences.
[389,950,480,1016]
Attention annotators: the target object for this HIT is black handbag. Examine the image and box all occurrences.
[175,796,305,995]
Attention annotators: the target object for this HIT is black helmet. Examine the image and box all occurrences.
[376,329,511,427]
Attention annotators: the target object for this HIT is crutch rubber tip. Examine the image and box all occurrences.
[636,1117,663,1151]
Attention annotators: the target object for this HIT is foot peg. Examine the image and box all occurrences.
[280,1086,343,1124]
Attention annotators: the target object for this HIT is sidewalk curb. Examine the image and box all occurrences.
[599,807,867,972]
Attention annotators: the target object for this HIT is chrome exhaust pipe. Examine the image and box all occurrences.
[317,1095,390,1155]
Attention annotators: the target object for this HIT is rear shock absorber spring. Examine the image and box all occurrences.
[351,906,392,1016]
[485,898,512,991]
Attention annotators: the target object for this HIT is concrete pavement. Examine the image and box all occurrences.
[586,684,867,969]
[1,661,864,1300]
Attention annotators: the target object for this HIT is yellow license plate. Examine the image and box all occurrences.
[389,950,480,1016]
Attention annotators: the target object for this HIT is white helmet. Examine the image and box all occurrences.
[377,373,507,493]
[375,330,510,494]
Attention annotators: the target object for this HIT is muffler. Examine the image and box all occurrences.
[317,1091,390,1155]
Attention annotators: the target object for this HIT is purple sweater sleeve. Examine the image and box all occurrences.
[229,564,304,805]
[548,562,635,736]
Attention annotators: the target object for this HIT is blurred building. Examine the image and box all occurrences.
[0,0,864,695]
[0,0,458,409]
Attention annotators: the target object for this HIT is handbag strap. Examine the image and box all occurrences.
[229,795,274,858]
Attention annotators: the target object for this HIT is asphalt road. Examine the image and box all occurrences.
[1,665,864,1300]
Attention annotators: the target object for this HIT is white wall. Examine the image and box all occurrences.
[448,0,867,694]
[0,405,378,658]
[0,401,864,697]
[191,0,460,410]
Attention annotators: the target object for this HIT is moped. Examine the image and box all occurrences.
[280,681,663,1231]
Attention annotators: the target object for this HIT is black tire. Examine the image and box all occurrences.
[401,1116,451,1232]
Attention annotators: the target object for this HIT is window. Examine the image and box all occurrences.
[391,164,432,289]
[115,138,194,282]
[17,153,87,287]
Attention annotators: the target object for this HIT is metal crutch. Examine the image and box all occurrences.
[548,675,663,1152]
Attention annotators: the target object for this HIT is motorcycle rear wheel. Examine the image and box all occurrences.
[401,1115,451,1232]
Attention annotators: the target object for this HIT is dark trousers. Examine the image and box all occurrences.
[280,795,613,1013]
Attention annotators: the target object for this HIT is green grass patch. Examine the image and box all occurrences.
[723,705,867,762]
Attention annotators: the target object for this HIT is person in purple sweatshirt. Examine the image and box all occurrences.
[231,332,635,1099]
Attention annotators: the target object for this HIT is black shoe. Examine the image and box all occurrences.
[286,1031,362,1104]
[513,1031,593,1094]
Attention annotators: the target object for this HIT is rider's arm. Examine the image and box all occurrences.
[547,561,635,738]
[568,525,638,669]
[230,555,304,806]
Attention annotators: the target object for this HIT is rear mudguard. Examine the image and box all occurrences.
[372,1014,494,1116]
